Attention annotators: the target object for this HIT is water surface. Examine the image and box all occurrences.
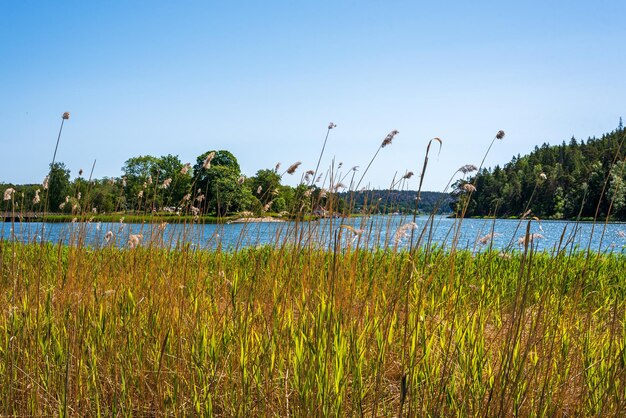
[2,216,625,253]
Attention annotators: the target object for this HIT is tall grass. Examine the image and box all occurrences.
[2,237,626,416]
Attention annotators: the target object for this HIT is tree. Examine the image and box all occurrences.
[122,154,192,211]
[155,154,192,207]
[249,169,281,206]
[193,150,250,216]
[122,155,160,210]
[46,162,70,212]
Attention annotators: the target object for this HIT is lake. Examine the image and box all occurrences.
[2,215,626,253]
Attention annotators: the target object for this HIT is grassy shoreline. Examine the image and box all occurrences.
[2,239,625,416]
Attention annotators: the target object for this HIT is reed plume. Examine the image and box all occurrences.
[128,234,143,249]
[459,164,478,175]
[203,152,216,169]
[477,232,502,245]
[355,129,400,190]
[463,183,476,193]
[517,233,544,246]
[393,221,417,245]
[285,161,301,175]
[3,188,15,201]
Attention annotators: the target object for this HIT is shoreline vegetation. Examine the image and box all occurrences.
[2,210,624,224]
[2,115,626,415]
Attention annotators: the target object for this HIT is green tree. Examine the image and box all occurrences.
[250,169,282,206]
[122,154,192,211]
[193,150,250,216]
[122,155,160,210]
[46,162,70,212]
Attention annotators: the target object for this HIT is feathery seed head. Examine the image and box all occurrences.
[333,182,346,191]
[393,222,418,244]
[459,164,478,174]
[286,161,301,175]
[328,122,337,129]
[203,152,216,169]
[3,188,15,201]
[402,171,414,179]
[381,130,399,148]
[128,234,143,249]
[180,163,191,175]
[477,232,502,245]
[518,233,544,246]
[463,183,476,193]
[539,172,547,180]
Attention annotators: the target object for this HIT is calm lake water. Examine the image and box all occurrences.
[2,216,626,253]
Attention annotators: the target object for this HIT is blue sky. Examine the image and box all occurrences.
[1,1,624,191]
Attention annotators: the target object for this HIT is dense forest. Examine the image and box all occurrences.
[457,124,626,220]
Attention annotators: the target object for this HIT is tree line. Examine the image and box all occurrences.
[1,150,450,217]
[455,126,626,220]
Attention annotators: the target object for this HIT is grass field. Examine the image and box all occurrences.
[2,227,626,416]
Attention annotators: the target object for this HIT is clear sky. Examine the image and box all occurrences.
[1,1,624,191]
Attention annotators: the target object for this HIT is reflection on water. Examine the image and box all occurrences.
[2,215,626,253]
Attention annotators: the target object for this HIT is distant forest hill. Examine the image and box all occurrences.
[457,124,626,220]
[340,190,454,215]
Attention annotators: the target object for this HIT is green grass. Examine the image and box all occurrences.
[2,236,626,416]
